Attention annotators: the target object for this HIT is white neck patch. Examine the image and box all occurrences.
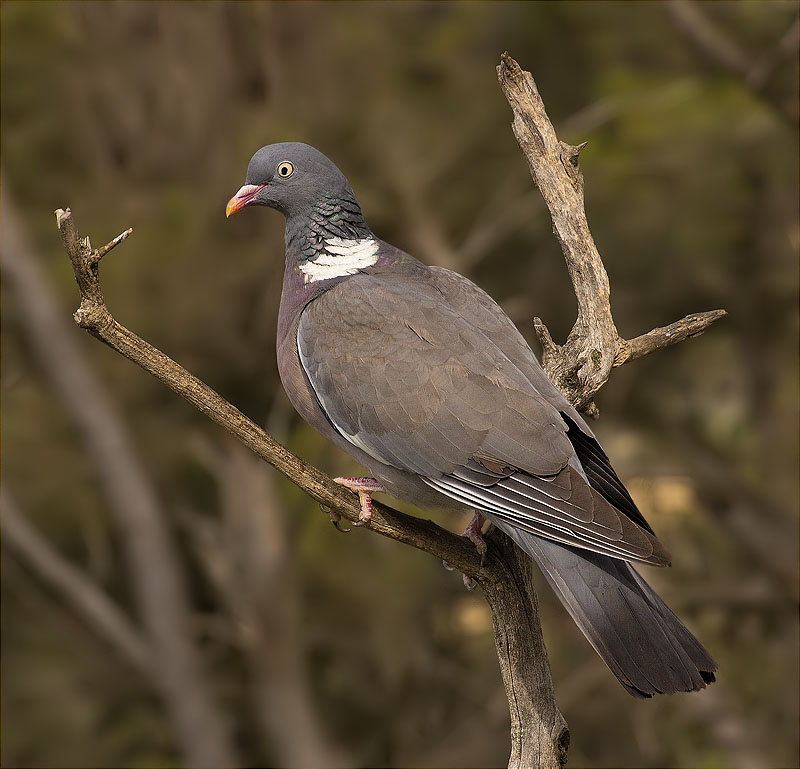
[299,237,379,283]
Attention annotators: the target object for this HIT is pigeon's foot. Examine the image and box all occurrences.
[462,512,488,565]
[333,477,384,526]
[442,513,488,589]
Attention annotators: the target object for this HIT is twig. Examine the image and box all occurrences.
[497,52,726,417]
[617,309,729,365]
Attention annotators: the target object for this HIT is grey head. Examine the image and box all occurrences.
[227,143,377,283]
[226,142,357,219]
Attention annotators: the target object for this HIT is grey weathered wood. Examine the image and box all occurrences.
[483,528,570,769]
[497,52,725,418]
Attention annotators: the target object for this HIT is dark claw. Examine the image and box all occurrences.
[319,503,350,533]
[462,573,477,591]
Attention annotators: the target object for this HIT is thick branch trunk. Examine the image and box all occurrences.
[481,529,570,769]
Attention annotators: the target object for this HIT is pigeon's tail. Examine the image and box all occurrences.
[494,523,717,698]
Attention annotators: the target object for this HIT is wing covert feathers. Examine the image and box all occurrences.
[298,270,671,566]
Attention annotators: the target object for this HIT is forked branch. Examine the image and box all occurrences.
[498,52,726,416]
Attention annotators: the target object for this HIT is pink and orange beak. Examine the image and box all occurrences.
[226,184,266,217]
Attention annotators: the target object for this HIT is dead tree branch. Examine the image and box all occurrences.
[497,52,726,418]
[54,209,488,577]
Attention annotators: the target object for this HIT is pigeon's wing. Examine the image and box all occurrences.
[429,265,655,534]
[297,271,669,566]
[428,265,584,422]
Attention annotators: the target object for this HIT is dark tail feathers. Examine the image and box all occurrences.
[495,523,717,697]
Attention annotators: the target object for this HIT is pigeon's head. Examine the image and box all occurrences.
[226,142,353,219]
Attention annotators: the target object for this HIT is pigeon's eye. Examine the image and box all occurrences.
[277,161,294,178]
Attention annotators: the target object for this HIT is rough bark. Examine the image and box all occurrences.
[497,52,726,418]
[483,529,570,769]
[49,53,726,769]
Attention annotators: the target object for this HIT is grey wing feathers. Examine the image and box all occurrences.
[424,463,670,566]
[429,266,591,432]
[298,275,570,476]
[298,271,670,566]
[562,413,654,533]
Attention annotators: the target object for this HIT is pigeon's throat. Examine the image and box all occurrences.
[286,194,378,283]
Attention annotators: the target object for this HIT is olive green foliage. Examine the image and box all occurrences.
[2,2,798,767]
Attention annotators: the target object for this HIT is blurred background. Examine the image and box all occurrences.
[2,2,798,767]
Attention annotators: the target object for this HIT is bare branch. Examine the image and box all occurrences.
[616,309,729,366]
[53,207,489,579]
[1,487,153,679]
[53,204,568,768]
[95,226,133,259]
[483,530,570,769]
[497,52,726,415]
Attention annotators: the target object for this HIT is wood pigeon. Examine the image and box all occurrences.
[227,142,717,697]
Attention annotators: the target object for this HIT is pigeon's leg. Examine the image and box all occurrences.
[443,512,489,588]
[462,512,488,563]
[333,477,384,526]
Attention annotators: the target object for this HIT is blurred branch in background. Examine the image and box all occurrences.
[46,51,736,768]
[179,437,352,767]
[664,427,798,605]
[2,3,797,767]
[0,191,240,768]
[1,488,153,679]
